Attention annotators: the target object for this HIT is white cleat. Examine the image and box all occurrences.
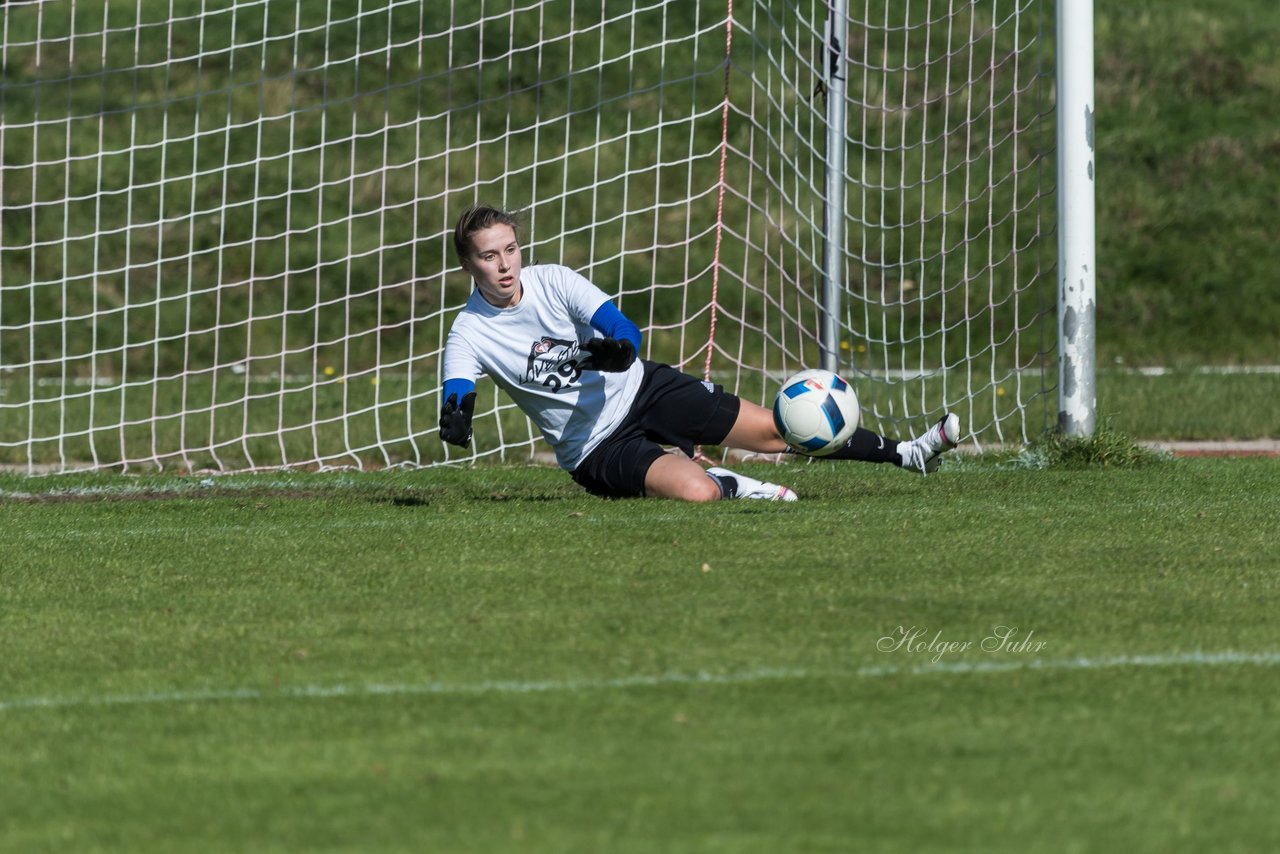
[706,466,799,502]
[900,412,961,474]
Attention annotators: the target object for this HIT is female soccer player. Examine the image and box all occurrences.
[439,205,959,502]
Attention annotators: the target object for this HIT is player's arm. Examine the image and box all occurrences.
[579,301,640,372]
[440,333,480,447]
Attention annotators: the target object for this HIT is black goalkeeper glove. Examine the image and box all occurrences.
[578,337,636,372]
[438,391,477,447]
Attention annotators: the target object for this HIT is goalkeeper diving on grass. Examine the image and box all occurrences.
[439,205,960,502]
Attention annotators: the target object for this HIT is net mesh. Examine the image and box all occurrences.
[0,0,1054,473]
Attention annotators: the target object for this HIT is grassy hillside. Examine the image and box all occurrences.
[1094,0,1280,364]
[0,0,1275,380]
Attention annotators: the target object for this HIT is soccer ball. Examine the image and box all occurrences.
[772,369,860,456]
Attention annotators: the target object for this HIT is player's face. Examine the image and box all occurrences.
[462,223,523,308]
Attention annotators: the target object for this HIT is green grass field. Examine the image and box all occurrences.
[4,458,1279,852]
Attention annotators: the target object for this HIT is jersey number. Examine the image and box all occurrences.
[542,359,583,393]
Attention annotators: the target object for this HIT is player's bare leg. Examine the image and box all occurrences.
[721,401,788,453]
[643,450,796,502]
[644,453,722,502]
[722,399,961,473]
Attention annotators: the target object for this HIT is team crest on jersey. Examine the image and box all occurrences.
[523,336,580,386]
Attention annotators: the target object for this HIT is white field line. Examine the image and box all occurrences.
[0,476,373,502]
[8,518,407,540]
[3,650,1278,714]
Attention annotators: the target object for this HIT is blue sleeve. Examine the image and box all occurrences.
[588,301,642,352]
[441,377,476,408]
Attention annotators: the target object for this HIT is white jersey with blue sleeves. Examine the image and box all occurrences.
[442,264,644,470]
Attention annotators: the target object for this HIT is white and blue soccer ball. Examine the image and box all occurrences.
[772,369,860,456]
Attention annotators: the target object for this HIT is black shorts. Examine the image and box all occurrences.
[571,361,740,498]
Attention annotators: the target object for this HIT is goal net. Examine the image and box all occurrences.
[0,0,1058,473]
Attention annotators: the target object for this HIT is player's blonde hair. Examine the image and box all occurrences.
[453,205,522,261]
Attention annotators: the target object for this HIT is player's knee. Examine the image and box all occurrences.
[680,475,722,503]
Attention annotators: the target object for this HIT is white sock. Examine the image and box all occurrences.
[707,467,763,500]
[897,440,914,467]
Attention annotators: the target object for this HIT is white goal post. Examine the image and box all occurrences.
[0,0,1093,473]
